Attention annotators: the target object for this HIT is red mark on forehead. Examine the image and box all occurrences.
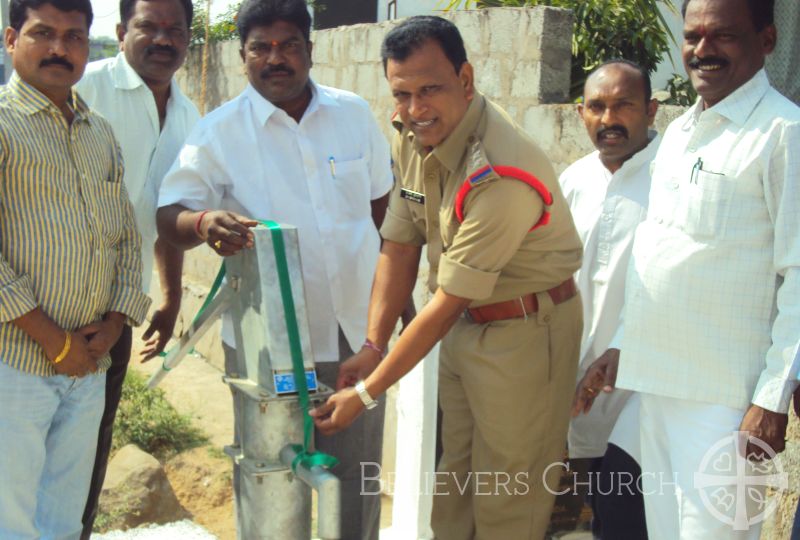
[696,25,708,37]
[271,40,280,47]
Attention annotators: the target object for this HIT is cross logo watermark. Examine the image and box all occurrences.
[693,431,789,531]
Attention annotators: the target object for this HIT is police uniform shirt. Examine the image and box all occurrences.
[380,93,582,305]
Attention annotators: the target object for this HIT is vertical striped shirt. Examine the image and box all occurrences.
[0,74,151,375]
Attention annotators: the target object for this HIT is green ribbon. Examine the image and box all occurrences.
[263,220,339,473]
[158,263,227,368]
[159,222,338,472]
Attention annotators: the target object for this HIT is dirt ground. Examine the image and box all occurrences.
[129,328,236,539]
[164,447,235,540]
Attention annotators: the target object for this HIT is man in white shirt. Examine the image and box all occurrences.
[156,1,392,538]
[564,59,657,540]
[74,0,199,535]
[575,0,800,538]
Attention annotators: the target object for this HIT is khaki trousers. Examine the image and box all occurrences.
[431,293,582,540]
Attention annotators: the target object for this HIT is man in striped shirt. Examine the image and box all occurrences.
[0,0,151,537]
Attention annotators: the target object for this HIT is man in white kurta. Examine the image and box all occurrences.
[157,1,392,537]
[577,1,800,538]
[78,51,199,296]
[563,60,657,539]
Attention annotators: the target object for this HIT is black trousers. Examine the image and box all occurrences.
[80,325,132,539]
[595,443,648,540]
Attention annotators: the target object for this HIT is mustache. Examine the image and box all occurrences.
[597,125,628,139]
[687,56,729,69]
[145,44,178,59]
[40,56,73,71]
[260,65,294,78]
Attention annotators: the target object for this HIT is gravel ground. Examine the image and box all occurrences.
[93,521,217,539]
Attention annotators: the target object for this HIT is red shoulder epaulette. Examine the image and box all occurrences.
[454,165,553,231]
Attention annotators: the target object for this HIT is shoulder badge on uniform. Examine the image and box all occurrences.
[391,111,404,133]
[454,164,554,231]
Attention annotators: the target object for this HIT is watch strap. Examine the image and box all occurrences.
[355,380,378,410]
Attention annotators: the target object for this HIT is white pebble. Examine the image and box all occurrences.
[93,520,217,539]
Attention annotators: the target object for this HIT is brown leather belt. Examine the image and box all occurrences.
[466,278,577,324]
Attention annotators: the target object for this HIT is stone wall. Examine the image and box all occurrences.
[174,7,685,177]
[177,7,574,139]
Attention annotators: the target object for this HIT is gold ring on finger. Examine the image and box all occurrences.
[214,240,223,249]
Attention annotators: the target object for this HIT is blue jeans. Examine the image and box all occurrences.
[0,360,105,540]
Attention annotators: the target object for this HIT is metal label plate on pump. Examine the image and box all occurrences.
[273,370,319,394]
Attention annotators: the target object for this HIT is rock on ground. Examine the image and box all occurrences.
[99,444,189,530]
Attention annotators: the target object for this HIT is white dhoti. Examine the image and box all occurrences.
[638,393,773,540]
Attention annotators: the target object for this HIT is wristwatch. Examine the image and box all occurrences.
[355,380,378,410]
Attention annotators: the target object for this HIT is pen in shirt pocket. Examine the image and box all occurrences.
[329,156,336,179]
[690,157,703,184]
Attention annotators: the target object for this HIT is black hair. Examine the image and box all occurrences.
[588,58,653,103]
[120,0,194,31]
[236,0,311,45]
[381,15,467,75]
[10,0,93,31]
[681,0,774,32]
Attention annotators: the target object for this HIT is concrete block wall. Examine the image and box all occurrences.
[177,7,574,132]
[175,7,683,175]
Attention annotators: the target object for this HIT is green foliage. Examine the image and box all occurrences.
[93,503,133,533]
[190,0,322,46]
[113,371,208,460]
[190,1,241,46]
[661,72,697,106]
[445,0,677,100]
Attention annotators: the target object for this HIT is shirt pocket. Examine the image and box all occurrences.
[677,170,735,239]
[332,157,371,221]
[87,180,126,245]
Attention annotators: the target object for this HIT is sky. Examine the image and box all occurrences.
[89,0,237,38]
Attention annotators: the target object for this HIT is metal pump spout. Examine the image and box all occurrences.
[280,444,341,540]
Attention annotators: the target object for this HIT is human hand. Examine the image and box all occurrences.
[336,348,382,390]
[738,404,788,461]
[50,331,98,378]
[77,312,125,360]
[310,387,365,436]
[140,301,181,362]
[571,348,620,416]
[197,210,258,256]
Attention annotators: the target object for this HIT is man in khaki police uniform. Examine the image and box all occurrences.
[312,16,583,539]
